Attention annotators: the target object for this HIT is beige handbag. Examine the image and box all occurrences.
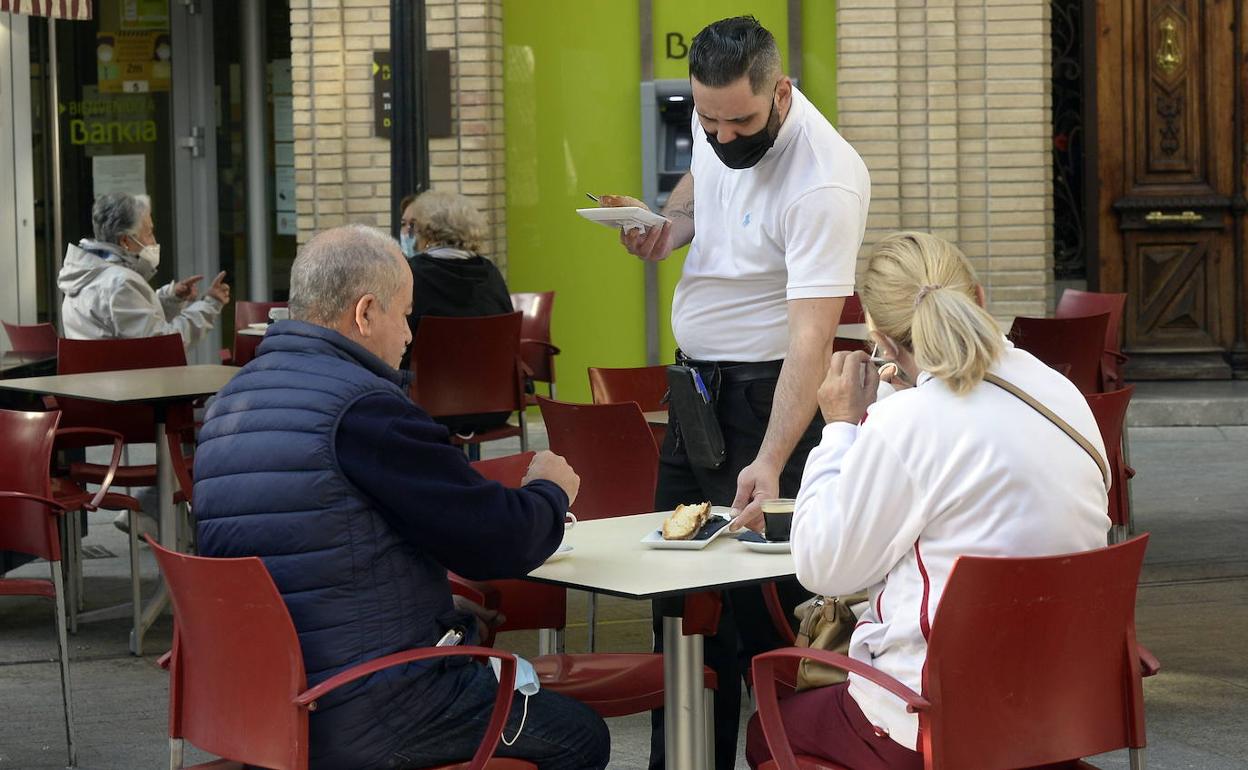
[792,591,869,692]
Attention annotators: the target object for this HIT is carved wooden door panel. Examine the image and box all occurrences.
[1096,0,1242,378]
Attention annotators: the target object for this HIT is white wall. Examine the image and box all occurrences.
[0,11,37,347]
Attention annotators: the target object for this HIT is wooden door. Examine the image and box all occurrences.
[1096,0,1244,378]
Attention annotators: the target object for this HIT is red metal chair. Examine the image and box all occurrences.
[409,313,528,454]
[840,293,866,325]
[2,321,58,354]
[1008,313,1110,394]
[511,292,559,403]
[52,335,194,631]
[229,301,287,367]
[752,536,1159,770]
[1057,289,1129,391]
[1086,387,1136,541]
[147,538,536,770]
[587,364,669,450]
[0,408,76,766]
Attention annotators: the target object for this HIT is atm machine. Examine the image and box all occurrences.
[640,79,694,212]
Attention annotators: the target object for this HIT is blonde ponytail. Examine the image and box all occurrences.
[860,232,1003,395]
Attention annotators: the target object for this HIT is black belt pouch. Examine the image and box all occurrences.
[666,364,726,469]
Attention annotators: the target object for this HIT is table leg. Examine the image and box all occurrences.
[663,615,708,770]
[128,415,177,656]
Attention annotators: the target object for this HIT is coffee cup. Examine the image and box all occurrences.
[761,498,795,542]
[268,307,290,322]
[564,512,577,531]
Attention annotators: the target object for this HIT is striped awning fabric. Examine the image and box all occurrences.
[0,0,93,19]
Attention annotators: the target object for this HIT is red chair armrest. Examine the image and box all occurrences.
[450,574,502,610]
[1125,464,1136,480]
[761,582,797,645]
[297,646,518,770]
[1138,644,1160,677]
[520,338,561,356]
[1107,350,1129,364]
[0,490,70,515]
[54,427,125,510]
[753,648,930,770]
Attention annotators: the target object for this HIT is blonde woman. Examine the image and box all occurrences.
[745,232,1110,769]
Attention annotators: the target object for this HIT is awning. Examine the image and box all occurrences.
[0,0,92,19]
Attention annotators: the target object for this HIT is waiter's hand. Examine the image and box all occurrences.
[819,350,879,424]
[600,194,673,263]
[728,458,780,533]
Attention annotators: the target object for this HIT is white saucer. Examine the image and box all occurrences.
[247,322,269,330]
[544,544,574,563]
[740,539,791,554]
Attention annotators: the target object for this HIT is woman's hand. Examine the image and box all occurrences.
[818,350,879,424]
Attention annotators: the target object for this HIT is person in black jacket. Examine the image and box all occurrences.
[195,225,610,770]
[401,190,515,434]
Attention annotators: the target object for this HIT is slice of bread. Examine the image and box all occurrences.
[662,501,711,541]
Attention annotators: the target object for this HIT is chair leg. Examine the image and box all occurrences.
[49,560,78,767]
[1129,747,1147,770]
[71,511,85,612]
[704,689,715,768]
[129,509,142,655]
[518,410,529,453]
[1122,424,1136,535]
[59,519,78,634]
[169,736,185,770]
[549,382,557,399]
[586,593,598,653]
[1109,524,1129,545]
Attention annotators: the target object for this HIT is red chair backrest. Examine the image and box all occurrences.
[587,365,667,411]
[537,397,658,521]
[2,321,58,354]
[0,408,61,560]
[55,335,187,445]
[840,293,866,325]
[921,536,1150,768]
[234,301,287,328]
[1008,314,1109,394]
[1056,289,1125,355]
[409,313,525,417]
[1086,386,1134,527]
[511,292,556,383]
[150,540,310,770]
[471,451,567,633]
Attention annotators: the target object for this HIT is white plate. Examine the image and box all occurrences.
[576,206,670,233]
[641,506,735,550]
[544,544,573,563]
[740,539,791,554]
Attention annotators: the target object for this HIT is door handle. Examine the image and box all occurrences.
[1145,210,1203,224]
[178,126,205,158]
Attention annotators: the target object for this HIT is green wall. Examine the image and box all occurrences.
[504,1,837,403]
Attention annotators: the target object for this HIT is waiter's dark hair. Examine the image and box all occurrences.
[689,16,782,94]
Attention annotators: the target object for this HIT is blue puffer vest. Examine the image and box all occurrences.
[194,321,463,770]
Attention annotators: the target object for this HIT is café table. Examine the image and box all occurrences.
[0,351,56,379]
[237,326,266,337]
[643,410,668,426]
[525,510,796,770]
[838,322,869,341]
[0,364,239,654]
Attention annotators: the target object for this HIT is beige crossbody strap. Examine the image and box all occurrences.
[983,373,1110,490]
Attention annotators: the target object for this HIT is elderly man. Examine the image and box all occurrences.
[58,191,230,348]
[192,225,609,770]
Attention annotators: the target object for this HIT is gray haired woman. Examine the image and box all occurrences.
[58,191,230,348]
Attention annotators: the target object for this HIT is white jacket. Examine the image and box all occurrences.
[57,240,222,349]
[792,341,1110,750]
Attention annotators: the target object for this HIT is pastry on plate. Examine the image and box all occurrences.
[662,501,711,541]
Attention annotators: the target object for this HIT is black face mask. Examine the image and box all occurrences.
[704,95,781,170]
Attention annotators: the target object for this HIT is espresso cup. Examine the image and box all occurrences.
[564,512,577,531]
[268,307,290,322]
[762,498,795,542]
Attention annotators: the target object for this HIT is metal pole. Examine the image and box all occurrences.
[639,0,660,365]
[391,0,429,237]
[242,0,271,301]
[662,615,707,770]
[46,18,63,308]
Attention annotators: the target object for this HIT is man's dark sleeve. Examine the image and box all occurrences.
[335,392,568,580]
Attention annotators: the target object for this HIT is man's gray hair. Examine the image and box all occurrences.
[92,192,151,244]
[289,224,406,324]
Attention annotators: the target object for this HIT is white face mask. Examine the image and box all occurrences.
[128,234,160,271]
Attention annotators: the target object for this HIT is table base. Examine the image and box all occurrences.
[663,616,711,769]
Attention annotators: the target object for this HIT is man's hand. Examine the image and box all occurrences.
[728,458,781,533]
[452,594,506,643]
[522,450,581,507]
[600,194,673,262]
[172,275,204,301]
[819,350,879,424]
[205,271,231,305]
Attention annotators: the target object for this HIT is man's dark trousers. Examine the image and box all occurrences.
[648,359,821,770]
